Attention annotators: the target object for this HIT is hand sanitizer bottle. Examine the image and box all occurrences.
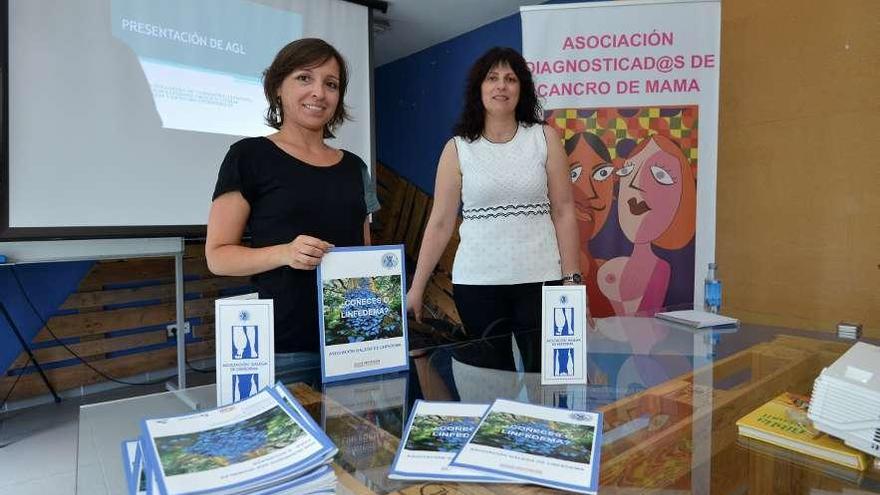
[704,263,722,314]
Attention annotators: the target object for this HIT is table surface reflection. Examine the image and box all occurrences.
[76,316,880,494]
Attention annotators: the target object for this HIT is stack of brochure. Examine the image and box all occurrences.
[391,399,602,494]
[122,383,338,495]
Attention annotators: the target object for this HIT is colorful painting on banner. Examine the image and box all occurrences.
[546,106,697,317]
[522,0,720,319]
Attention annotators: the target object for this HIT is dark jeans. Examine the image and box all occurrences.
[453,281,559,372]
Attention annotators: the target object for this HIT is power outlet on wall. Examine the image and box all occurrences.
[166,321,193,338]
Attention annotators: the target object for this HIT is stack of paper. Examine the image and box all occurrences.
[391,399,602,494]
[122,383,337,495]
[654,309,739,329]
[836,322,862,340]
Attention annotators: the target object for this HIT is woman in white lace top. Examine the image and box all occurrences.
[406,47,580,371]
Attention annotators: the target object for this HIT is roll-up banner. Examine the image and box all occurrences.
[522,0,721,317]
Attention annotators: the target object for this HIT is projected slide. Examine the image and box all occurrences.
[9,0,369,231]
[111,0,302,137]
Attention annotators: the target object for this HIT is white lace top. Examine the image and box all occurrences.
[452,123,562,285]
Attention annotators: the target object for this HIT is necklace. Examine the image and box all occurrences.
[482,125,518,144]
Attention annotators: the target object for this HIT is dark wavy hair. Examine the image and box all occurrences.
[453,47,543,141]
[263,38,350,138]
[565,132,612,163]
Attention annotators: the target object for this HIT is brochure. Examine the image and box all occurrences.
[451,399,602,494]
[215,295,274,406]
[121,439,147,495]
[541,286,588,385]
[317,245,409,383]
[389,400,517,483]
[140,386,336,495]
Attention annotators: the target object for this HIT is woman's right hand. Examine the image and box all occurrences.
[406,289,424,323]
[284,235,333,270]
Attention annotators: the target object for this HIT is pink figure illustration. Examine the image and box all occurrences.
[597,135,695,315]
[566,131,617,319]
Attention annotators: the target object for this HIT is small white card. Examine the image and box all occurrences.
[317,245,409,383]
[541,285,587,385]
[215,296,274,406]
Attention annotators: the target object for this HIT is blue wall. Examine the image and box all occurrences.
[0,263,93,376]
[375,14,522,194]
[375,0,587,192]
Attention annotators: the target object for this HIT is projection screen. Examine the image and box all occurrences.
[3,0,373,238]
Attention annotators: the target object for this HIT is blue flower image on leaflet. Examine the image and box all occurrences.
[343,280,389,342]
[405,416,481,452]
[470,412,595,464]
[323,276,403,346]
[154,406,306,476]
[186,426,266,462]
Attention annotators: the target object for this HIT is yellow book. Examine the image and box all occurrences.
[736,392,869,471]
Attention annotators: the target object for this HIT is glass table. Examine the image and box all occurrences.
[76,315,880,494]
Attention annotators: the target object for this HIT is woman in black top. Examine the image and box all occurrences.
[206,39,379,361]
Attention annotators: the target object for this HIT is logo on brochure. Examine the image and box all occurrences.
[553,307,575,336]
[232,373,259,402]
[238,310,249,321]
[553,347,575,376]
[231,325,259,359]
[381,252,399,269]
[570,412,591,421]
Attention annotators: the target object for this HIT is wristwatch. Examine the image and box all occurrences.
[562,272,583,284]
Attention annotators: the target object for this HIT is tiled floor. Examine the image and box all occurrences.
[0,399,79,495]
[0,374,214,495]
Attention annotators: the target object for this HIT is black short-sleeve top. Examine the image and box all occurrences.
[212,137,380,353]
